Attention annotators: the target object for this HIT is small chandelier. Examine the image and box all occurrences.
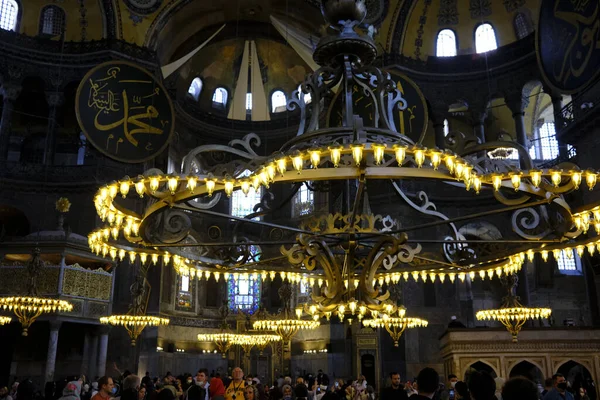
[362,306,428,346]
[476,274,551,342]
[0,249,73,336]
[100,315,170,346]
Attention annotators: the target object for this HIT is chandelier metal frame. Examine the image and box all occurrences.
[363,306,428,346]
[100,314,170,346]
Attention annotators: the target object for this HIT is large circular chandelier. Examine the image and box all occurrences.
[363,306,428,346]
[476,275,551,342]
[86,0,598,334]
[0,297,73,336]
[0,249,74,336]
[100,315,170,346]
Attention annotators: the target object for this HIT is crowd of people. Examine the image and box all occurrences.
[0,367,596,400]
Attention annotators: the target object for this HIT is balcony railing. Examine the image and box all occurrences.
[0,263,114,320]
[557,82,600,134]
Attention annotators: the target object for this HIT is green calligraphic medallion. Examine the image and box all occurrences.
[537,0,600,94]
[75,61,175,163]
[326,71,428,143]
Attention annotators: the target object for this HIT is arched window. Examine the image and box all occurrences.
[436,29,457,57]
[176,274,193,310]
[513,13,533,40]
[39,5,65,36]
[0,0,19,31]
[443,119,450,136]
[212,87,228,108]
[271,90,287,113]
[475,23,498,54]
[292,183,314,217]
[298,85,312,104]
[187,77,202,101]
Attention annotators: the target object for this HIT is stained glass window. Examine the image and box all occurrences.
[188,78,203,101]
[0,0,18,31]
[436,29,457,57]
[176,275,193,310]
[292,183,314,217]
[229,261,261,314]
[475,23,498,54]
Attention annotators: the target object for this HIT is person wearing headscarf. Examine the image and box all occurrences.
[209,376,225,400]
[58,382,81,400]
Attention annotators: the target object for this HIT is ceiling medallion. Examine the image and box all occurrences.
[123,0,162,15]
[88,0,595,334]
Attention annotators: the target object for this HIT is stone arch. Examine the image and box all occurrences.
[509,360,545,384]
[462,360,499,380]
[555,359,593,383]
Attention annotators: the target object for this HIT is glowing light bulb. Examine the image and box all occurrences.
[224,178,234,197]
[109,184,118,199]
[328,145,343,167]
[510,171,522,192]
[309,150,321,168]
[529,169,542,188]
[167,176,178,194]
[276,158,287,176]
[454,162,465,180]
[241,180,250,196]
[472,174,482,194]
[266,163,276,182]
[492,174,503,192]
[292,154,303,173]
[541,250,549,262]
[351,143,364,166]
[135,179,145,198]
[445,154,456,173]
[585,170,597,190]
[372,144,386,165]
[429,150,442,170]
[571,170,582,190]
[119,180,130,198]
[550,169,562,188]
[393,145,407,166]
[150,177,160,193]
[526,249,534,262]
[186,176,198,193]
[413,147,426,168]
[205,178,216,197]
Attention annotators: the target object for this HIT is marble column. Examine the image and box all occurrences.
[81,332,91,376]
[0,83,22,162]
[89,334,99,379]
[43,91,65,166]
[97,327,110,377]
[505,92,530,169]
[430,107,448,150]
[470,109,488,144]
[45,320,62,383]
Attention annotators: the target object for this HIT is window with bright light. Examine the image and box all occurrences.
[231,172,263,219]
[176,275,192,310]
[0,0,19,31]
[292,183,314,217]
[187,77,203,101]
[514,13,532,40]
[228,272,261,314]
[436,29,457,57]
[39,5,65,36]
[212,87,228,107]
[246,93,252,112]
[271,90,287,113]
[298,85,312,104]
[475,23,498,54]
[534,122,559,160]
[556,249,582,275]
[443,119,450,136]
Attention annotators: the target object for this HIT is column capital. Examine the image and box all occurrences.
[504,91,530,115]
[49,320,63,331]
[46,91,65,107]
[1,83,22,102]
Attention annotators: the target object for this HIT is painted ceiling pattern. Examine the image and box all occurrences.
[438,0,459,25]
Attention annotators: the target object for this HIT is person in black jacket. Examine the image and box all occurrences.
[412,368,440,400]
[380,372,408,400]
[185,370,209,400]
